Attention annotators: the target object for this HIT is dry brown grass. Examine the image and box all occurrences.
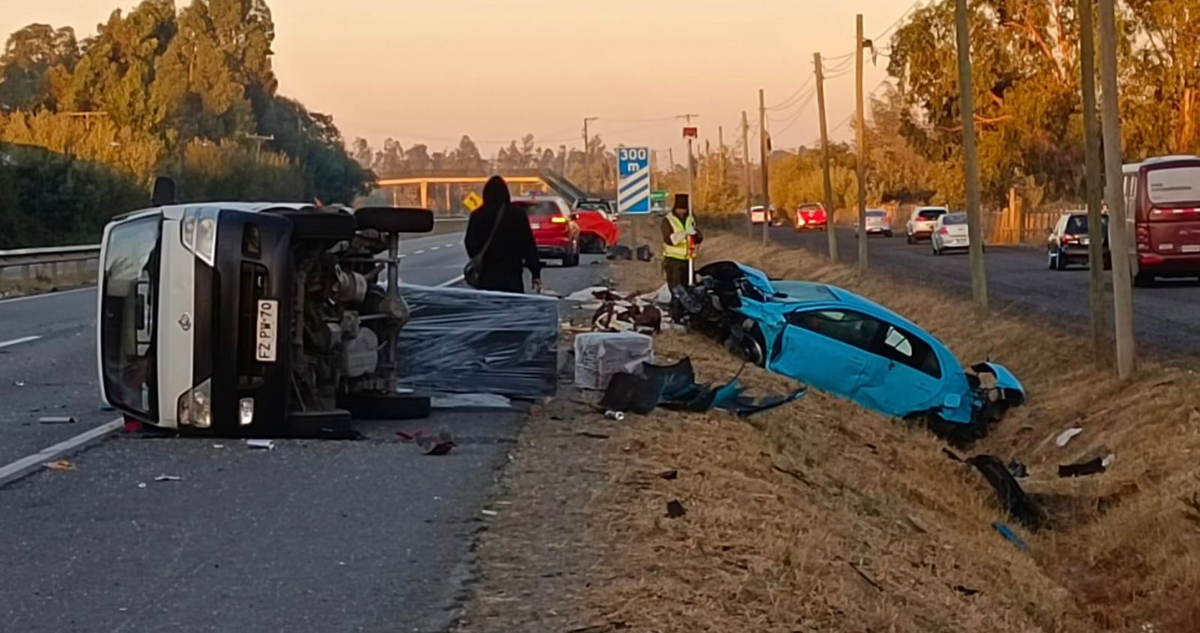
[580,234,1200,632]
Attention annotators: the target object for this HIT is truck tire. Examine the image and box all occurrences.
[355,207,435,234]
[284,210,357,242]
[340,393,432,421]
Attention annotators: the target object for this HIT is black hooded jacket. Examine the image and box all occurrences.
[464,176,541,292]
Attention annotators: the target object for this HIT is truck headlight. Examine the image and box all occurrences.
[176,378,213,428]
[180,208,219,266]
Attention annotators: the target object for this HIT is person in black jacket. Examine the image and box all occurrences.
[464,176,542,293]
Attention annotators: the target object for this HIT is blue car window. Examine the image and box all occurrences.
[788,309,882,353]
[879,325,942,378]
[789,309,942,379]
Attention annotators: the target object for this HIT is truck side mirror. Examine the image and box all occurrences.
[151,176,176,206]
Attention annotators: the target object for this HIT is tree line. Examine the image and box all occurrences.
[0,0,371,248]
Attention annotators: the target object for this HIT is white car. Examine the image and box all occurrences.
[931,212,971,255]
[856,209,893,237]
[906,206,948,243]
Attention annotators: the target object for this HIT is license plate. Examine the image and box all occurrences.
[255,300,278,363]
[530,222,541,229]
[1184,245,1200,253]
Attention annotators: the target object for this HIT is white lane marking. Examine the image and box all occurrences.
[414,250,425,255]
[0,335,41,350]
[438,274,466,288]
[445,243,455,248]
[0,286,94,306]
[429,246,440,251]
[0,418,124,489]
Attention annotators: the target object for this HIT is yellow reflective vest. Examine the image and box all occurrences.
[664,214,695,260]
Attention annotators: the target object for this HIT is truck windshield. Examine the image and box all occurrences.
[99,215,161,419]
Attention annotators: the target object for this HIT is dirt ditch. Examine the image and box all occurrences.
[455,233,1200,633]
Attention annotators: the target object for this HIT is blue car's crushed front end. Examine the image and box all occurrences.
[678,262,1026,441]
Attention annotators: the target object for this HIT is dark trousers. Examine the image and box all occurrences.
[663,257,691,320]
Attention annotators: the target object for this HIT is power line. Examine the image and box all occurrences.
[766,77,815,111]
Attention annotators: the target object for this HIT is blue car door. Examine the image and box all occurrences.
[854,322,945,417]
[771,308,879,402]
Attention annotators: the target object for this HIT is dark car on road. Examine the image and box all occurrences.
[1047,210,1110,270]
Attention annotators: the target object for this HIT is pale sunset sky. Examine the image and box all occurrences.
[2,0,916,159]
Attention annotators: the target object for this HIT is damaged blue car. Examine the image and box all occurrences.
[677,262,1025,441]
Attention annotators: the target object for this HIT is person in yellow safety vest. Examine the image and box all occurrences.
[661,193,703,316]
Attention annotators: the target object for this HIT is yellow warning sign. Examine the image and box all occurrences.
[463,192,483,212]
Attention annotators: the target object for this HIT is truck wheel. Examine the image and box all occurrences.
[355,206,434,234]
[340,393,432,421]
[284,210,357,242]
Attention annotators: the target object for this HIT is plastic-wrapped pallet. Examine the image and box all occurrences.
[397,284,559,399]
[574,332,654,391]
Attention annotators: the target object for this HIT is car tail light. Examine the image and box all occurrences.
[938,227,949,235]
[551,216,568,224]
[1136,224,1150,251]
[1061,234,1074,244]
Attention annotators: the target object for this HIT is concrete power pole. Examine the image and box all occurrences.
[815,52,839,264]
[583,117,598,193]
[678,114,698,217]
[953,0,990,318]
[1099,0,1137,377]
[742,111,753,239]
[759,89,770,246]
[1079,0,1109,364]
[855,15,869,271]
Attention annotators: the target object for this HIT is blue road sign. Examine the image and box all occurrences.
[617,147,651,214]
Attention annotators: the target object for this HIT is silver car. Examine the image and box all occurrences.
[931,212,970,255]
[856,209,893,237]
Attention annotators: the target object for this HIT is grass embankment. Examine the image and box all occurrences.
[458,232,1200,633]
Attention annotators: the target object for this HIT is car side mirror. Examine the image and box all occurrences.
[943,394,962,410]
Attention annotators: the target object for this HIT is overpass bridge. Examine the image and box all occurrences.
[362,169,595,215]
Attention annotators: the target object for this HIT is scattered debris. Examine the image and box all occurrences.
[953,584,981,597]
[606,245,633,261]
[99,403,116,412]
[396,431,421,443]
[246,439,276,450]
[660,469,679,480]
[431,393,512,410]
[848,561,884,592]
[43,460,74,471]
[38,416,76,425]
[14,381,25,387]
[577,431,610,439]
[1056,427,1084,447]
[417,429,456,456]
[992,521,1029,551]
[966,455,1047,530]
[574,332,654,391]
[1058,454,1115,478]
[1007,460,1029,478]
[137,482,147,489]
[481,509,499,517]
[942,448,964,462]
[154,475,182,482]
[598,357,806,418]
[636,245,652,262]
[665,499,687,519]
[603,410,626,421]
[212,444,225,449]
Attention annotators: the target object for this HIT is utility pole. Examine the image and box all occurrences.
[742,111,753,239]
[1079,0,1109,364]
[953,0,989,317]
[583,117,598,193]
[815,52,839,264]
[1099,0,1136,377]
[678,114,699,217]
[855,15,869,271]
[759,89,770,246]
[246,133,275,163]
